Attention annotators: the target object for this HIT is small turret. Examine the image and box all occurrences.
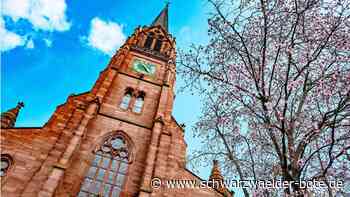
[209,160,233,197]
[1,102,24,129]
[210,160,224,180]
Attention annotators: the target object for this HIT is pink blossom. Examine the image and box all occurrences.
[298,159,304,167]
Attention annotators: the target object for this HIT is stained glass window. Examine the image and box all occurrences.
[78,136,129,197]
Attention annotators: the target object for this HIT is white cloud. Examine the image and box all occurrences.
[0,18,25,52]
[86,17,126,56]
[43,38,52,47]
[2,0,71,31]
[26,39,35,49]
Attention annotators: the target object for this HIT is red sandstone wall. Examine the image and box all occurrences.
[0,128,59,196]
[1,93,94,196]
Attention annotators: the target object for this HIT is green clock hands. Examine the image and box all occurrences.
[142,64,151,73]
[138,63,146,72]
[136,62,148,73]
[133,59,156,75]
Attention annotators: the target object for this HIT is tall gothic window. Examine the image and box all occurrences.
[144,33,154,49]
[0,154,12,177]
[120,88,133,110]
[154,39,162,52]
[133,92,145,113]
[78,135,130,197]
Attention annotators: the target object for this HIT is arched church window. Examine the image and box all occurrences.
[78,135,130,197]
[0,154,12,177]
[120,88,133,110]
[132,92,145,113]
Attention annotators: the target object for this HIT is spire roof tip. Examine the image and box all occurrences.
[151,3,169,32]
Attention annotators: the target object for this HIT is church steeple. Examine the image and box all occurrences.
[209,160,233,197]
[119,2,176,63]
[151,3,169,32]
[1,102,24,129]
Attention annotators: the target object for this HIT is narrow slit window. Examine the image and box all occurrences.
[133,93,145,113]
[79,135,130,197]
[120,89,133,110]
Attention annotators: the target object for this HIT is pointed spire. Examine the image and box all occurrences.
[209,160,224,181]
[209,160,233,197]
[1,102,24,129]
[151,2,169,31]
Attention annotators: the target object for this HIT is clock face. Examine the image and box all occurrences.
[132,59,156,75]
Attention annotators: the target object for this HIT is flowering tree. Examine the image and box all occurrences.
[178,0,350,196]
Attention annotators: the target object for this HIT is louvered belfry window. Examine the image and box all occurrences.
[144,35,154,49]
[78,135,130,197]
[153,39,162,52]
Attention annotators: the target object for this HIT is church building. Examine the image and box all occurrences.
[1,5,232,197]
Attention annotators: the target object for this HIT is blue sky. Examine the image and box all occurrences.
[1,0,214,177]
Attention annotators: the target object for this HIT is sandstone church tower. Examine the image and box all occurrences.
[1,4,232,197]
